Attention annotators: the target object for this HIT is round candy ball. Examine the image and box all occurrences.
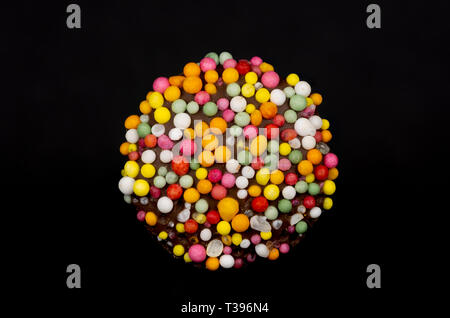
[255,244,269,258]
[235,176,249,189]
[223,59,237,69]
[179,175,194,188]
[284,110,298,123]
[261,71,280,88]
[234,112,251,127]
[295,81,311,97]
[125,129,139,143]
[282,186,296,200]
[279,243,290,254]
[226,159,241,174]
[186,101,199,114]
[200,57,216,72]
[168,128,183,141]
[226,83,241,97]
[278,199,292,213]
[194,91,210,105]
[295,221,308,234]
[222,173,236,188]
[290,95,307,111]
[217,98,229,110]
[222,109,235,122]
[302,136,316,150]
[324,153,339,168]
[205,52,219,64]
[270,89,286,106]
[151,124,165,137]
[309,115,323,129]
[211,184,227,200]
[200,228,212,241]
[219,51,233,65]
[203,102,218,117]
[220,254,235,268]
[195,199,209,213]
[118,176,135,195]
[171,99,187,113]
[179,139,197,156]
[250,56,263,66]
[174,113,191,130]
[188,244,206,263]
[157,196,173,213]
[241,166,255,179]
[230,96,247,112]
[237,189,248,199]
[153,77,170,93]
[264,206,278,220]
[310,207,322,218]
[141,150,156,164]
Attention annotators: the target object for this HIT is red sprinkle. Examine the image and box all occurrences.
[273,114,285,127]
[167,184,183,200]
[265,124,280,140]
[184,219,198,233]
[303,195,316,209]
[281,128,297,142]
[314,165,329,181]
[206,210,220,224]
[171,156,189,176]
[252,196,269,213]
[251,157,265,170]
[236,60,251,75]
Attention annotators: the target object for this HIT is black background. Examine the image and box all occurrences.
[6,0,448,314]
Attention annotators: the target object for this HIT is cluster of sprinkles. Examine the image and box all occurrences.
[118,52,339,270]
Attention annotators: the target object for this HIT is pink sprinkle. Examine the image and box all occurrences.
[300,105,316,118]
[246,253,256,263]
[287,225,295,234]
[234,258,243,268]
[157,134,174,150]
[243,125,258,139]
[188,244,206,263]
[211,184,227,200]
[208,169,223,183]
[314,130,323,142]
[179,139,197,156]
[199,57,216,72]
[152,77,170,93]
[324,153,339,169]
[250,56,263,66]
[138,138,145,147]
[261,71,280,88]
[279,243,290,254]
[217,77,224,86]
[217,98,229,111]
[223,246,232,255]
[221,173,236,188]
[149,186,161,199]
[250,234,261,245]
[223,58,237,69]
[251,64,262,76]
[222,109,235,122]
[194,91,210,105]
[137,211,146,222]
[278,158,292,171]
